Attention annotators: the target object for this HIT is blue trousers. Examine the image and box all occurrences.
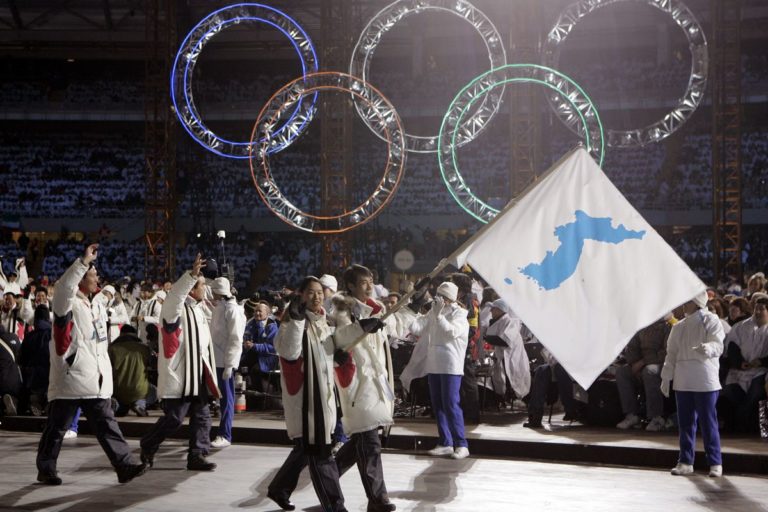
[216,367,235,441]
[428,373,467,448]
[676,390,722,466]
[69,408,81,432]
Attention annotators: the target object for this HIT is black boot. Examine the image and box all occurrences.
[267,491,296,511]
[140,448,155,468]
[116,463,148,483]
[187,455,216,471]
[523,409,544,429]
[367,499,397,512]
[37,470,62,485]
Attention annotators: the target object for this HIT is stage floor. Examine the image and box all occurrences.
[0,431,766,512]
[4,406,766,476]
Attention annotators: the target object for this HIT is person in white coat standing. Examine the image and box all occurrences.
[409,281,471,460]
[210,277,245,449]
[36,244,147,485]
[140,254,220,471]
[660,291,725,478]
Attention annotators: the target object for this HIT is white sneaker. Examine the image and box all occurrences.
[427,445,454,457]
[210,436,231,449]
[616,413,641,430]
[645,416,666,432]
[63,430,78,440]
[670,463,694,476]
[451,447,470,460]
[708,465,723,478]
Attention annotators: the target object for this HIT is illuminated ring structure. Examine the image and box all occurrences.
[542,0,707,147]
[249,72,406,233]
[350,0,507,154]
[171,3,319,159]
[438,64,604,224]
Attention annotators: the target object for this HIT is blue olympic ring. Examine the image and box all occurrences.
[171,3,319,159]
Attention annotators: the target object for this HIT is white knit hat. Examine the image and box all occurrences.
[319,274,337,292]
[101,285,116,297]
[490,298,511,315]
[692,291,709,309]
[211,277,232,296]
[154,290,167,301]
[436,281,459,302]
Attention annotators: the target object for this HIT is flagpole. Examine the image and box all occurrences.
[344,145,585,350]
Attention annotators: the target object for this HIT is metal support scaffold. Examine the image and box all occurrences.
[711,0,743,285]
[319,0,356,273]
[508,0,542,197]
[144,0,177,281]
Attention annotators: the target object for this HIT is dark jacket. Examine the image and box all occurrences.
[19,316,51,393]
[624,320,671,366]
[108,331,150,404]
[0,326,22,396]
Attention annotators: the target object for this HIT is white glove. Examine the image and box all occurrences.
[692,343,714,358]
[431,296,445,316]
[660,379,670,398]
[222,367,233,380]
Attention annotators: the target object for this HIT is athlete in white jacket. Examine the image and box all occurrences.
[140,254,220,472]
[36,244,146,486]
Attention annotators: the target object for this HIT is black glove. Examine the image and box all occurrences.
[334,349,350,366]
[413,275,431,291]
[359,317,385,333]
[287,295,305,320]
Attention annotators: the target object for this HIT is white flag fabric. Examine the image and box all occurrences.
[451,148,706,389]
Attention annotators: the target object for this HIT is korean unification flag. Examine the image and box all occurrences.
[451,148,705,389]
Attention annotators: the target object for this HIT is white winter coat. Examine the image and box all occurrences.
[93,290,130,342]
[661,309,724,392]
[211,296,246,370]
[157,272,219,399]
[131,296,161,344]
[409,302,469,376]
[334,296,395,435]
[724,316,768,392]
[486,312,531,398]
[1,298,33,340]
[274,309,347,443]
[48,258,113,400]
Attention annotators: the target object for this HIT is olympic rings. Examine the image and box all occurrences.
[171,3,319,159]
[542,0,708,148]
[349,0,506,154]
[249,72,406,234]
[438,64,604,224]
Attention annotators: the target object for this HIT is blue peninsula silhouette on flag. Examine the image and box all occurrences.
[519,210,646,290]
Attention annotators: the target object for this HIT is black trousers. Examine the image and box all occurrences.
[140,396,211,457]
[335,428,389,504]
[37,398,134,474]
[269,438,345,511]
